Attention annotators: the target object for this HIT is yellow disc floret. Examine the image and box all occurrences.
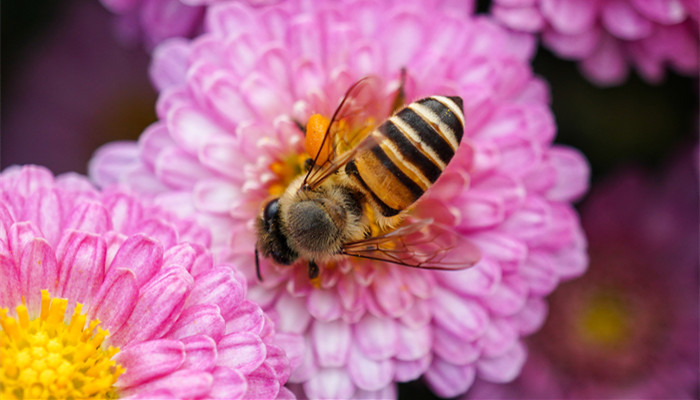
[0,290,124,399]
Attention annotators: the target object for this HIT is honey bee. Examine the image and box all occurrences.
[255,76,480,280]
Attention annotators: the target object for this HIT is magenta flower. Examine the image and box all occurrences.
[100,0,279,50]
[465,149,699,399]
[90,0,590,397]
[0,165,296,399]
[491,0,700,85]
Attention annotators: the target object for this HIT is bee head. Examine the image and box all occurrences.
[256,198,298,265]
[286,198,346,255]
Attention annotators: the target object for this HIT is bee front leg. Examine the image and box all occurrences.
[308,260,320,279]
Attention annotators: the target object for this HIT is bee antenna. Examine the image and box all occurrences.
[255,248,263,282]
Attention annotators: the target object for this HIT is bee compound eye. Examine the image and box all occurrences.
[263,198,280,231]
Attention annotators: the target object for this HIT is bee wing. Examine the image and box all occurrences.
[341,219,481,270]
[302,76,387,190]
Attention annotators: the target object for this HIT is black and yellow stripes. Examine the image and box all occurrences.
[345,96,464,217]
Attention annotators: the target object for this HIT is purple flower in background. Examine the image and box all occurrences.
[90,0,589,397]
[491,0,700,85]
[100,0,280,50]
[0,166,296,399]
[1,0,155,175]
[465,148,699,399]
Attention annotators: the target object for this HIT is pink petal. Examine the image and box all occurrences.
[244,362,280,400]
[19,238,58,314]
[89,268,138,335]
[476,340,527,383]
[602,0,654,40]
[210,367,248,399]
[303,368,355,399]
[64,200,111,234]
[510,297,548,335]
[424,358,476,398]
[186,266,245,319]
[107,234,163,287]
[478,318,518,358]
[115,339,185,388]
[432,289,489,340]
[371,268,414,318]
[311,319,352,368]
[395,323,431,361]
[164,304,225,341]
[168,105,230,153]
[88,142,141,188]
[484,275,529,317]
[546,146,590,202]
[288,336,318,383]
[9,222,41,265]
[347,344,395,391]
[193,179,238,214]
[433,327,481,365]
[225,299,266,335]
[110,266,193,345]
[102,192,144,234]
[56,231,106,305]
[541,0,600,35]
[0,253,21,308]
[122,369,213,399]
[492,4,545,32]
[154,147,211,190]
[24,188,63,246]
[520,251,560,296]
[354,384,397,400]
[218,332,266,374]
[469,231,527,273]
[580,34,629,86]
[264,343,292,384]
[459,191,506,229]
[138,122,174,171]
[306,288,343,322]
[181,334,217,371]
[434,258,501,297]
[274,333,305,372]
[543,28,601,59]
[353,314,398,361]
[394,355,432,382]
[132,217,178,250]
[150,37,191,91]
[399,298,431,329]
[274,293,312,334]
[630,0,687,24]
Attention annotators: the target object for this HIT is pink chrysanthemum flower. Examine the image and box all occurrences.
[100,0,280,50]
[90,0,590,397]
[465,149,699,399]
[0,165,295,399]
[491,0,700,85]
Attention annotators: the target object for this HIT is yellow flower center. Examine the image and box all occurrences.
[0,290,124,399]
[268,153,309,196]
[576,290,630,348]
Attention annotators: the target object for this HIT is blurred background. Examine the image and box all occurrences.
[2,0,698,398]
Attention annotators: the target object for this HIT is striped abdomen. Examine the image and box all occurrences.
[345,96,464,217]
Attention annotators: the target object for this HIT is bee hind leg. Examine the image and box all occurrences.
[308,260,320,279]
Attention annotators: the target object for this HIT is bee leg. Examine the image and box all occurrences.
[391,67,407,113]
[308,260,320,280]
[255,248,263,282]
[294,119,306,134]
[303,157,314,172]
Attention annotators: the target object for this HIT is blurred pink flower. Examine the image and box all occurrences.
[90,0,589,397]
[100,0,280,50]
[465,147,699,399]
[0,165,296,399]
[491,0,700,85]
